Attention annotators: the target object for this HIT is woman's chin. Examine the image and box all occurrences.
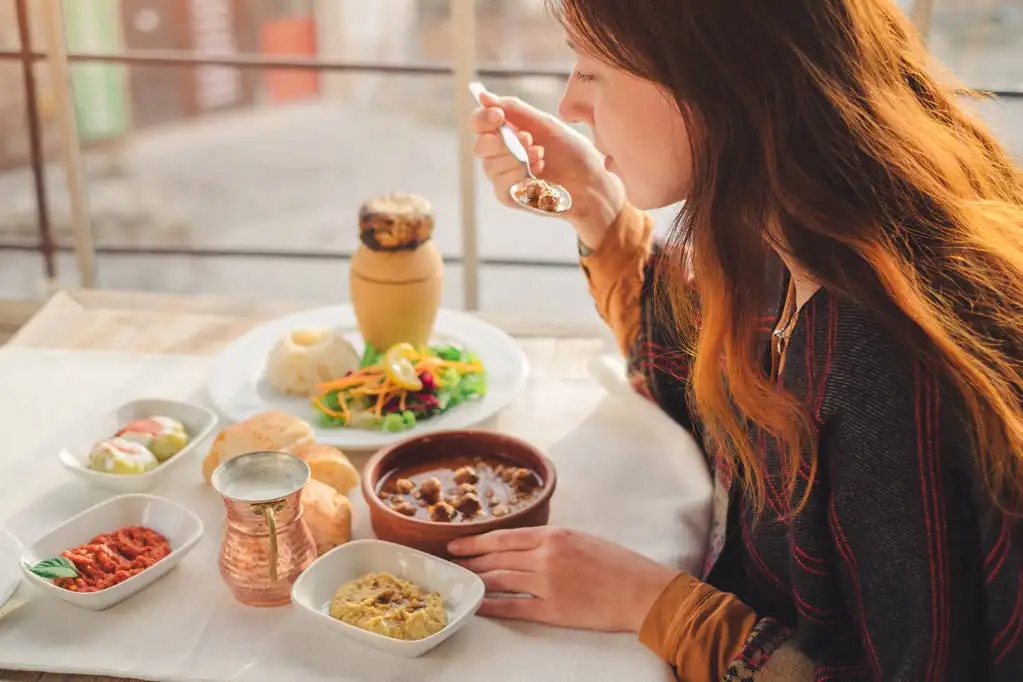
[621,179,686,211]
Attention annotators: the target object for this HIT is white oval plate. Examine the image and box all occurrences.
[58,398,219,493]
[19,494,204,611]
[207,305,530,449]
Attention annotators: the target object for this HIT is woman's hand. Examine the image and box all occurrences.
[469,89,626,251]
[448,526,678,633]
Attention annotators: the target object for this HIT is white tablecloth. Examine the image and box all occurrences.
[0,346,712,682]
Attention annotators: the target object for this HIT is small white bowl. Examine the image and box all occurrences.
[19,494,204,611]
[291,539,485,659]
[58,398,218,493]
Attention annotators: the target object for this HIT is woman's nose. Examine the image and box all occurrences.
[558,83,593,127]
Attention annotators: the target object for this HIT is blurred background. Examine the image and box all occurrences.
[0,0,1020,319]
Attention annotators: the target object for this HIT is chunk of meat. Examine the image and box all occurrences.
[390,501,417,517]
[456,482,477,496]
[418,477,442,505]
[430,501,456,523]
[395,478,415,495]
[455,492,482,516]
[510,468,539,494]
[537,185,561,212]
[521,181,542,202]
[492,504,510,518]
[453,466,478,485]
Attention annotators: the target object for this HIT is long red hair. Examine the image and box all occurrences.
[549,0,1023,515]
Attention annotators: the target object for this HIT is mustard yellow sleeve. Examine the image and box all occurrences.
[638,573,815,681]
[638,573,759,680]
[578,203,654,357]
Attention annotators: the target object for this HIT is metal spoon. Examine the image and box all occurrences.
[468,81,573,217]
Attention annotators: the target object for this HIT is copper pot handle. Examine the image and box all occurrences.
[255,501,284,582]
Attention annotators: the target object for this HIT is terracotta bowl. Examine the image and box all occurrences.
[362,429,557,558]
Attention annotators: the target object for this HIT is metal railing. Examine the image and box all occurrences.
[1,0,1019,309]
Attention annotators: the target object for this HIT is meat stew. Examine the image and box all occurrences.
[376,455,543,523]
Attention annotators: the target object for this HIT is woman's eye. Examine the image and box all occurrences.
[573,71,596,83]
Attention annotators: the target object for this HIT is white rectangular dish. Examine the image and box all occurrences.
[19,493,204,611]
[290,539,486,659]
[58,398,218,493]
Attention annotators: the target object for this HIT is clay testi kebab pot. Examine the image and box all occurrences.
[349,194,444,351]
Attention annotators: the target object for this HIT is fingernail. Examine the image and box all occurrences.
[486,109,502,123]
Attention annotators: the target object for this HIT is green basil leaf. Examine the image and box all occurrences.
[27,556,78,580]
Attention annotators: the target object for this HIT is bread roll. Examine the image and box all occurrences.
[301,478,352,555]
[293,441,360,495]
[202,411,314,484]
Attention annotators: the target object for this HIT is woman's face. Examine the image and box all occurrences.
[558,40,693,210]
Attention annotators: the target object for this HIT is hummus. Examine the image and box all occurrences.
[329,572,447,641]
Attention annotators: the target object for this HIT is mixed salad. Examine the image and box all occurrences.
[311,342,486,432]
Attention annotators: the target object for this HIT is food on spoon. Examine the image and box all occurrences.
[515,178,564,212]
[88,437,159,475]
[266,328,361,397]
[27,526,171,592]
[301,477,353,555]
[311,342,486,432]
[377,455,544,523]
[202,411,358,556]
[116,416,190,463]
[329,572,447,641]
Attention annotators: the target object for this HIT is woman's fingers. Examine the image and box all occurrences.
[474,130,534,160]
[482,153,542,181]
[477,595,547,622]
[449,526,546,556]
[457,549,539,574]
[468,105,507,135]
[478,569,544,597]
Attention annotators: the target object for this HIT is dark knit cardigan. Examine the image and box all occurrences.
[627,250,1023,681]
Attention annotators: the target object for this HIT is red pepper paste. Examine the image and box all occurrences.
[54,525,171,593]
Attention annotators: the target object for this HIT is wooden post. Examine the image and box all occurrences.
[911,0,935,44]
[451,0,479,311]
[40,0,97,288]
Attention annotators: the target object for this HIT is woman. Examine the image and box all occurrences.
[448,1,1023,680]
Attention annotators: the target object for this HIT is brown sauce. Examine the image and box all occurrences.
[377,455,543,523]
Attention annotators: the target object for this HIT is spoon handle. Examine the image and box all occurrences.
[469,81,532,175]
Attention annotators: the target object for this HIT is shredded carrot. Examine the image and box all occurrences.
[312,397,346,419]
[312,347,483,427]
[316,370,386,393]
[414,358,481,374]
[350,386,393,397]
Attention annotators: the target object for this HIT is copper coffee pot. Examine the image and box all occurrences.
[211,451,317,607]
